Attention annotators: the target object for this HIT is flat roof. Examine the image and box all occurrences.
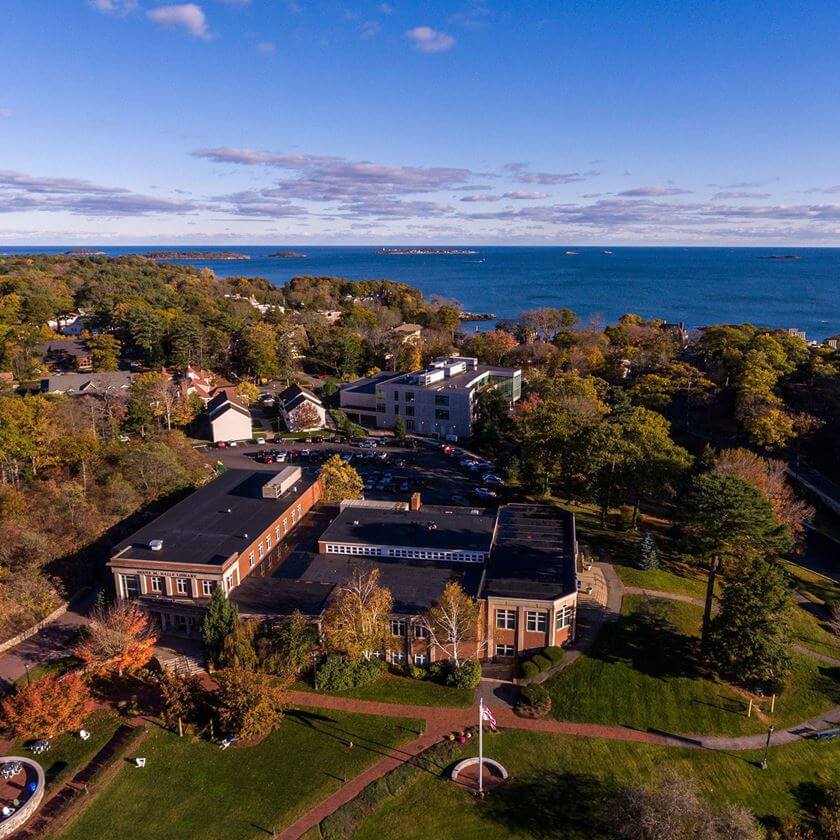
[388,364,519,392]
[484,504,577,600]
[340,371,402,396]
[319,505,496,553]
[230,577,334,618]
[111,469,316,568]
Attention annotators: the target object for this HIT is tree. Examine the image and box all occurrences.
[235,381,260,406]
[395,339,422,372]
[88,334,121,371]
[257,610,317,678]
[709,556,793,691]
[293,400,323,431]
[321,567,393,660]
[157,670,203,733]
[635,531,659,570]
[218,617,259,671]
[683,474,792,648]
[319,454,364,503]
[419,580,480,667]
[238,323,279,378]
[73,602,157,677]
[0,671,93,739]
[201,585,238,664]
[214,668,286,741]
[394,416,406,440]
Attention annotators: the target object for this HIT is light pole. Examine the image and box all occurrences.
[760,725,774,770]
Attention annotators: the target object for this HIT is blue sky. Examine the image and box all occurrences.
[3,0,840,244]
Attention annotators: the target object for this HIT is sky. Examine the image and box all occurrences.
[3,0,840,245]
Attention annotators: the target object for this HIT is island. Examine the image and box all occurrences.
[376,248,478,255]
[760,254,802,261]
[64,248,106,256]
[267,251,307,258]
[460,311,495,321]
[141,251,251,261]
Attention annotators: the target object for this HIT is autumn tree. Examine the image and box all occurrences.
[321,567,393,660]
[214,668,286,741]
[0,671,93,739]
[293,399,323,431]
[157,670,203,733]
[319,454,364,503]
[419,580,480,666]
[395,339,422,372]
[683,474,792,648]
[256,610,317,678]
[73,602,158,677]
[218,617,259,671]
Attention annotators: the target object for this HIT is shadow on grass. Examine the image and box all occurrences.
[482,771,615,839]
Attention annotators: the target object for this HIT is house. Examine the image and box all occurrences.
[47,313,98,337]
[206,392,252,443]
[41,371,137,396]
[108,467,321,634]
[168,366,216,402]
[278,384,326,432]
[339,356,522,439]
[38,339,93,371]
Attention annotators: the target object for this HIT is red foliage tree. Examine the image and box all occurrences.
[0,671,93,739]
[74,602,158,677]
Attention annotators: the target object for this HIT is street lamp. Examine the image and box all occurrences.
[760,725,774,770]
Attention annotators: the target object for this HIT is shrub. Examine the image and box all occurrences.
[543,645,564,664]
[635,530,660,571]
[518,683,549,708]
[427,661,448,683]
[317,657,384,691]
[320,799,369,840]
[521,660,539,679]
[446,659,481,689]
[385,760,419,794]
[532,654,552,671]
[359,777,391,810]
[405,664,427,681]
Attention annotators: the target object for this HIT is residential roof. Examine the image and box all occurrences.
[278,384,322,411]
[207,392,250,421]
[484,504,577,600]
[41,371,137,394]
[111,469,316,568]
[389,323,422,334]
[38,339,91,358]
[319,504,495,553]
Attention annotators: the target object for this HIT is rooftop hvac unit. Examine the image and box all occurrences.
[149,539,163,551]
[261,465,302,498]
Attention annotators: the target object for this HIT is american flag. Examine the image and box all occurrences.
[480,702,497,732]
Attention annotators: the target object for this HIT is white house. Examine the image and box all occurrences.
[278,384,326,432]
[207,392,252,443]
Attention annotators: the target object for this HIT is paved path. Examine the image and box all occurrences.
[0,589,97,687]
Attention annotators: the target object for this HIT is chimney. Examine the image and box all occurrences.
[410,492,421,511]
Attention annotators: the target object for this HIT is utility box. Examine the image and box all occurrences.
[261,466,302,498]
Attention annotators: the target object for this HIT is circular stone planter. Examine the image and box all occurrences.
[450,757,509,792]
[0,757,45,838]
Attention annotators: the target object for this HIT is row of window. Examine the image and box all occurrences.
[390,651,429,666]
[149,576,215,597]
[248,504,304,568]
[324,544,484,563]
[494,606,574,633]
[390,619,429,638]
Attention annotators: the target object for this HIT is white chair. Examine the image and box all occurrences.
[135,758,147,768]
[79,729,91,741]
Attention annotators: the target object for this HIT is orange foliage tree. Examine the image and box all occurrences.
[0,671,93,739]
[74,602,158,677]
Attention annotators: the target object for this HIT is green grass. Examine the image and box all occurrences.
[353,730,840,839]
[13,655,78,686]
[13,709,123,790]
[56,709,422,840]
[787,601,840,660]
[783,561,840,607]
[295,671,475,707]
[544,595,840,737]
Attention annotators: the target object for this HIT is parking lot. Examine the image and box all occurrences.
[205,438,505,509]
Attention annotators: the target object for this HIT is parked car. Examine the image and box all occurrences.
[471,487,497,500]
[256,437,266,445]
[482,473,504,486]
[228,440,239,447]
[450,494,471,506]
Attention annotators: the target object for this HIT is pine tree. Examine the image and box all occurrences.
[201,585,237,664]
[708,556,793,691]
[635,531,659,570]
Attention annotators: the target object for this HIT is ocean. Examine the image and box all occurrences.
[4,245,839,340]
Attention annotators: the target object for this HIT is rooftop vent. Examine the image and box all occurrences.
[148,539,163,551]
[352,520,360,526]
[427,521,438,531]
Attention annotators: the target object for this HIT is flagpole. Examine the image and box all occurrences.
[478,697,484,794]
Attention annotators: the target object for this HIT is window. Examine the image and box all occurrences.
[406,419,415,431]
[405,406,415,416]
[275,525,280,541]
[394,404,400,415]
[266,533,271,550]
[176,578,189,596]
[202,580,214,596]
[391,619,406,637]
[283,518,288,533]
[495,644,515,657]
[526,610,547,633]
[434,409,449,420]
[249,551,255,568]
[391,651,406,665]
[555,605,573,630]
[150,576,163,594]
[258,542,264,558]
[413,653,429,666]
[495,609,516,630]
[405,391,415,403]
[434,394,449,406]
[414,623,429,639]
[376,403,386,413]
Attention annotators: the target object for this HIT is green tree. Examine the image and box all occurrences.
[88,334,121,371]
[394,416,406,439]
[683,474,792,647]
[238,323,279,378]
[635,531,659,570]
[708,556,793,691]
[319,453,364,503]
[201,586,238,664]
[257,610,317,678]
[219,617,259,670]
[214,668,286,741]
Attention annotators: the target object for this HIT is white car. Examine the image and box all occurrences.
[256,437,266,445]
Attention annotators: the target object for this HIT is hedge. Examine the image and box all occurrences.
[521,660,539,679]
[532,653,552,672]
[317,657,384,691]
[543,645,564,664]
[519,683,549,707]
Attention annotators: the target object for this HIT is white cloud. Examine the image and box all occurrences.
[89,0,139,13]
[503,190,550,200]
[617,186,691,197]
[405,26,455,53]
[256,41,276,54]
[360,20,381,39]
[146,4,211,40]
[378,2,393,13]
[460,194,501,202]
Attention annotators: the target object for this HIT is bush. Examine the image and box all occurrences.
[543,645,563,664]
[427,661,448,683]
[385,760,419,794]
[635,530,660,571]
[320,799,369,840]
[446,659,481,689]
[532,654,552,671]
[317,657,384,691]
[404,664,427,681]
[520,660,539,679]
[518,683,549,707]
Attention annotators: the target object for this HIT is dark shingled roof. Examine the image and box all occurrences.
[278,384,322,411]
[484,504,577,600]
[111,469,316,568]
[319,505,496,553]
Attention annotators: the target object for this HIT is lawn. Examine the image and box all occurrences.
[56,708,422,840]
[783,561,840,607]
[787,600,840,660]
[295,671,475,707]
[544,595,840,737]
[13,708,123,790]
[353,730,840,840]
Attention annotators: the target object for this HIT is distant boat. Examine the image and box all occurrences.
[564,250,579,256]
[603,250,613,255]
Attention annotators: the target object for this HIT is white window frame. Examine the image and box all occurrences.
[526,610,547,633]
[555,605,572,630]
[391,619,406,637]
[150,576,163,593]
[413,653,429,666]
[413,623,429,639]
[176,578,189,596]
[390,651,406,665]
[495,608,516,630]
[202,580,214,596]
[495,644,515,657]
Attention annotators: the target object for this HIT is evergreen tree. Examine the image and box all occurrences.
[635,531,659,570]
[201,585,237,664]
[708,556,793,691]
